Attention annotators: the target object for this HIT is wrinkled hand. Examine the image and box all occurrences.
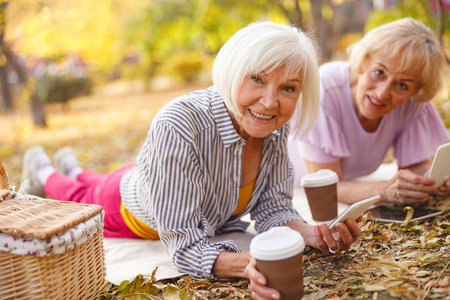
[381,169,436,204]
[313,218,361,255]
[435,177,450,197]
[245,257,281,300]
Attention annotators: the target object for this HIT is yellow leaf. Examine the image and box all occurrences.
[402,206,414,226]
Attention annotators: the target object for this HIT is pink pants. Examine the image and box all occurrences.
[44,164,140,238]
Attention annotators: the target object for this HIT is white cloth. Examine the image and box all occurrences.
[104,163,398,284]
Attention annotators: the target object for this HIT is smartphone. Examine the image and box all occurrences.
[368,205,443,223]
[329,195,380,232]
[428,142,450,186]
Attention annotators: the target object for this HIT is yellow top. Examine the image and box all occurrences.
[120,202,159,240]
[120,180,255,240]
[232,180,255,216]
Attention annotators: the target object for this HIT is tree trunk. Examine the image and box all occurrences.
[29,91,47,127]
[271,0,304,29]
[0,0,46,126]
[3,48,47,127]
[0,0,13,110]
[0,64,13,110]
[309,0,335,61]
[436,0,450,64]
[271,0,365,62]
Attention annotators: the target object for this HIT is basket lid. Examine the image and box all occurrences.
[0,197,103,239]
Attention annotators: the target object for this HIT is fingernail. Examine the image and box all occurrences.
[272,293,280,299]
[258,278,264,284]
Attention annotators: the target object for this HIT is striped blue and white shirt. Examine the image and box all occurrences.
[120,86,303,279]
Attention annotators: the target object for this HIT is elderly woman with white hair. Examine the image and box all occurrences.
[22,21,362,298]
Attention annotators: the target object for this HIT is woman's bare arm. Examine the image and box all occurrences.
[304,159,437,205]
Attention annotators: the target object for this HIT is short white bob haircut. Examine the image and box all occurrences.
[212,21,320,137]
[347,17,446,102]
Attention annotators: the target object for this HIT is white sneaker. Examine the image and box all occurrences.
[54,147,82,179]
[21,146,53,197]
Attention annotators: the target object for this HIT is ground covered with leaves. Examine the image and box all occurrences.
[98,196,449,300]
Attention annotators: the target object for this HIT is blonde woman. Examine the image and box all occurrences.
[289,17,450,205]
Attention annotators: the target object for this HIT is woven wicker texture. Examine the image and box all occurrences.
[0,230,106,300]
[0,199,103,239]
[0,174,11,199]
[0,173,11,190]
[0,159,12,200]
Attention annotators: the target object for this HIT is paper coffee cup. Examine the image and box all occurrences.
[301,169,339,221]
[250,227,305,300]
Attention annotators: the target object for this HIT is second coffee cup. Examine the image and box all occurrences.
[301,169,339,221]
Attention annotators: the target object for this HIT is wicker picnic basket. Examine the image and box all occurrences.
[0,160,106,300]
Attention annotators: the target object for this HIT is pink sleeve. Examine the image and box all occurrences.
[394,102,450,167]
[297,108,350,163]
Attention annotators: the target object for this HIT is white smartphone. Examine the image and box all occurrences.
[428,142,450,186]
[329,195,380,232]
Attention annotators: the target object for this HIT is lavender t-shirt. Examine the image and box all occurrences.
[289,61,449,180]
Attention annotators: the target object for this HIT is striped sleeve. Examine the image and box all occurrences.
[136,107,240,279]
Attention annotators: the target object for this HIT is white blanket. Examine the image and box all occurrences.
[104,163,398,284]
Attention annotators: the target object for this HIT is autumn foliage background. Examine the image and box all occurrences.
[1,0,449,185]
[0,1,449,299]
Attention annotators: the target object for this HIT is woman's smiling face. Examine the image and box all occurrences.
[231,65,302,140]
[353,55,421,124]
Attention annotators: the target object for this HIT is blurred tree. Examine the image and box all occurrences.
[436,0,450,63]
[0,0,12,110]
[5,0,147,72]
[366,0,433,30]
[202,0,282,54]
[0,0,46,126]
[366,0,449,63]
[3,0,145,127]
[3,47,47,127]
[5,0,370,87]
[124,0,204,85]
[124,0,285,87]
[4,0,392,103]
[271,0,368,61]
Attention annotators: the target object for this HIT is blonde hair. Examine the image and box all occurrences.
[347,17,445,102]
[212,21,320,136]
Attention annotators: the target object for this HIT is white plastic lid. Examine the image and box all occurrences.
[300,169,339,188]
[250,227,305,261]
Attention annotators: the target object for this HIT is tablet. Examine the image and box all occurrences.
[428,142,450,186]
[368,205,443,223]
[329,195,380,232]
